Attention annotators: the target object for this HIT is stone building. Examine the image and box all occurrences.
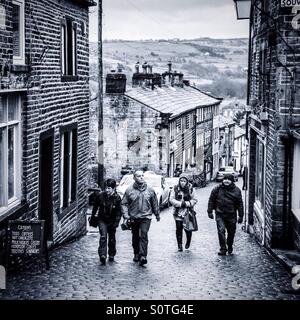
[0,0,96,263]
[218,115,236,169]
[239,1,300,254]
[233,126,246,174]
[103,63,221,181]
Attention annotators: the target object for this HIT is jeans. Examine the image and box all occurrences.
[175,220,192,247]
[215,213,237,251]
[131,218,151,258]
[98,220,117,258]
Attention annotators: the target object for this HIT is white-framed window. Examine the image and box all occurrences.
[61,16,77,77]
[0,95,22,214]
[175,118,181,133]
[12,0,25,65]
[292,139,300,221]
[185,114,190,130]
[255,138,265,208]
[59,125,77,209]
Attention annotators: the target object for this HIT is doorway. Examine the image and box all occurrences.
[39,129,54,241]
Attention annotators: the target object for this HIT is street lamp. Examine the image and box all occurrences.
[233,0,251,20]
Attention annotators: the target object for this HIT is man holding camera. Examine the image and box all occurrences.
[121,170,160,266]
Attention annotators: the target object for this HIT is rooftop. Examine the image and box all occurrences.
[125,85,221,119]
[218,115,236,128]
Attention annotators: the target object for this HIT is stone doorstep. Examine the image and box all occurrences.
[268,249,300,295]
[270,249,300,272]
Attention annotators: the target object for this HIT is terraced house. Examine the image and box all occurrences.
[103,63,222,181]
[0,0,96,264]
[235,0,300,257]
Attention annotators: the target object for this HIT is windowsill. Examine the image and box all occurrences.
[61,75,79,82]
[11,64,30,73]
[57,201,77,220]
[292,209,300,224]
[0,201,28,224]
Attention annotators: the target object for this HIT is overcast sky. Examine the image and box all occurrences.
[89,0,249,41]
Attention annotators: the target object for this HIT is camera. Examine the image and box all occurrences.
[121,219,134,231]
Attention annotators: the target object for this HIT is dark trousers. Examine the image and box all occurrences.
[175,220,192,247]
[98,220,117,258]
[215,214,237,251]
[131,218,151,258]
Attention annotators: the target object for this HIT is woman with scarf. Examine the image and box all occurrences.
[169,173,198,251]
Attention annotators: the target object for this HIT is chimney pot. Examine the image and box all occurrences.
[135,62,140,74]
[143,62,148,74]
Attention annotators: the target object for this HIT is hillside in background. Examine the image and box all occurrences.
[90,38,249,99]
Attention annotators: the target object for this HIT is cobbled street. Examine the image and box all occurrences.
[0,180,299,300]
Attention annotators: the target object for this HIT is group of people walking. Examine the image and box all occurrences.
[91,170,244,266]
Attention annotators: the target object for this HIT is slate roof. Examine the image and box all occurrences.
[125,85,221,119]
[218,115,236,128]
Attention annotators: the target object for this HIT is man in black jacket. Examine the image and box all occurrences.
[207,174,244,255]
[91,179,122,265]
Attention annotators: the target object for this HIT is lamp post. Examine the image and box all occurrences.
[233,0,251,20]
[98,0,104,189]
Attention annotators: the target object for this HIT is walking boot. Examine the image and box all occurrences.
[185,240,191,249]
[227,246,233,254]
[108,256,114,262]
[100,255,106,265]
[139,256,147,266]
[178,244,183,252]
[133,254,139,262]
[218,249,227,256]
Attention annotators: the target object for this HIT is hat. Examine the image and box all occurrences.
[179,173,189,181]
[223,174,234,182]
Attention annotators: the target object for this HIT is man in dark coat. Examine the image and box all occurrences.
[91,179,122,265]
[121,170,160,266]
[207,174,244,255]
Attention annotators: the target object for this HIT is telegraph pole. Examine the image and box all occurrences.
[98,0,104,188]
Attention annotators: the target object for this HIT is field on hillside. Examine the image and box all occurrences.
[90,38,248,99]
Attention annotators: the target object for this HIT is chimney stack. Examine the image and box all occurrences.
[106,70,127,94]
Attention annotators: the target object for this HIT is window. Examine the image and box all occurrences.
[61,17,77,79]
[176,118,181,133]
[185,114,190,130]
[12,0,25,65]
[255,139,265,207]
[60,125,77,209]
[292,139,300,220]
[0,95,21,213]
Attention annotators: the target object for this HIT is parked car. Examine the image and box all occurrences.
[165,177,179,206]
[116,171,170,209]
[216,166,239,182]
